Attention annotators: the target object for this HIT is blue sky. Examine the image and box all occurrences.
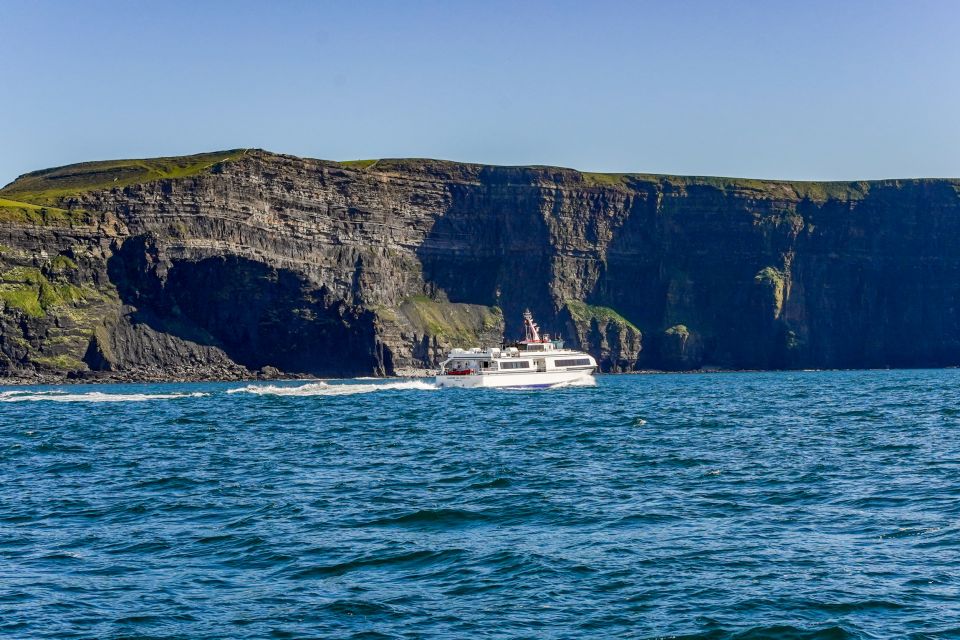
[1,0,958,185]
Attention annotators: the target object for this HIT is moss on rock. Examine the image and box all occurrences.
[49,255,79,273]
[659,324,703,370]
[0,287,44,317]
[399,296,503,346]
[0,264,91,319]
[565,300,639,332]
[30,354,88,371]
[563,300,642,372]
[754,266,787,318]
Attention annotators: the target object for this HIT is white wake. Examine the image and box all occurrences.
[0,390,209,403]
[227,380,439,397]
[551,376,598,388]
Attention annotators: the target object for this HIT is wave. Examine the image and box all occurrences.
[0,390,208,403]
[672,625,855,640]
[289,548,463,579]
[358,508,491,528]
[227,380,438,396]
[0,390,62,398]
[553,377,597,388]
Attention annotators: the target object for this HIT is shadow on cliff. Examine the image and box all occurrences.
[104,236,388,376]
[415,166,557,338]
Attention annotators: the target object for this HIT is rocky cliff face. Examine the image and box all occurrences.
[1,149,959,380]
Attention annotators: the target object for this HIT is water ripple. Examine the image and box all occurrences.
[2,371,960,637]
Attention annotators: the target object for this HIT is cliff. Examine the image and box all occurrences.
[1,149,959,380]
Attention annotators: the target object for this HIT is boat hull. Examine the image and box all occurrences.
[435,369,595,389]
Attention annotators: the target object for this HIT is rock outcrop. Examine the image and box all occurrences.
[1,149,959,379]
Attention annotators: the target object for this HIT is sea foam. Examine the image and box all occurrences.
[552,377,597,388]
[227,380,438,396]
[0,390,209,403]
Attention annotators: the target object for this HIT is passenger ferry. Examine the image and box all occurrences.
[435,310,597,389]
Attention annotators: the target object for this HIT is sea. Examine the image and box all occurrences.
[2,370,959,639]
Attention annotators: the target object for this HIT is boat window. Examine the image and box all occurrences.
[554,358,592,367]
[500,360,530,369]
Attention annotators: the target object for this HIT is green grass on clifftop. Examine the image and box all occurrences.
[338,159,379,170]
[579,172,874,202]
[4,149,948,213]
[0,150,248,207]
[581,172,632,188]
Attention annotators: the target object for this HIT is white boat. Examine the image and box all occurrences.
[435,310,597,389]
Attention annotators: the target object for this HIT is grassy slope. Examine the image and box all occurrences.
[399,295,502,345]
[0,197,92,225]
[338,159,379,170]
[0,149,248,207]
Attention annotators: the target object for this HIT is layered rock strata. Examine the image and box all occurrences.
[1,150,958,379]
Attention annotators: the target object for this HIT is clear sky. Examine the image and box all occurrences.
[2,0,958,186]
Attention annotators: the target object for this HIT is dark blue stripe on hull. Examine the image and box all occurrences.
[503,383,555,389]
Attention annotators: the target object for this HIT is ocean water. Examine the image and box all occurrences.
[2,370,960,639]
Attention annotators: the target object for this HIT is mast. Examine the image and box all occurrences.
[523,309,541,342]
